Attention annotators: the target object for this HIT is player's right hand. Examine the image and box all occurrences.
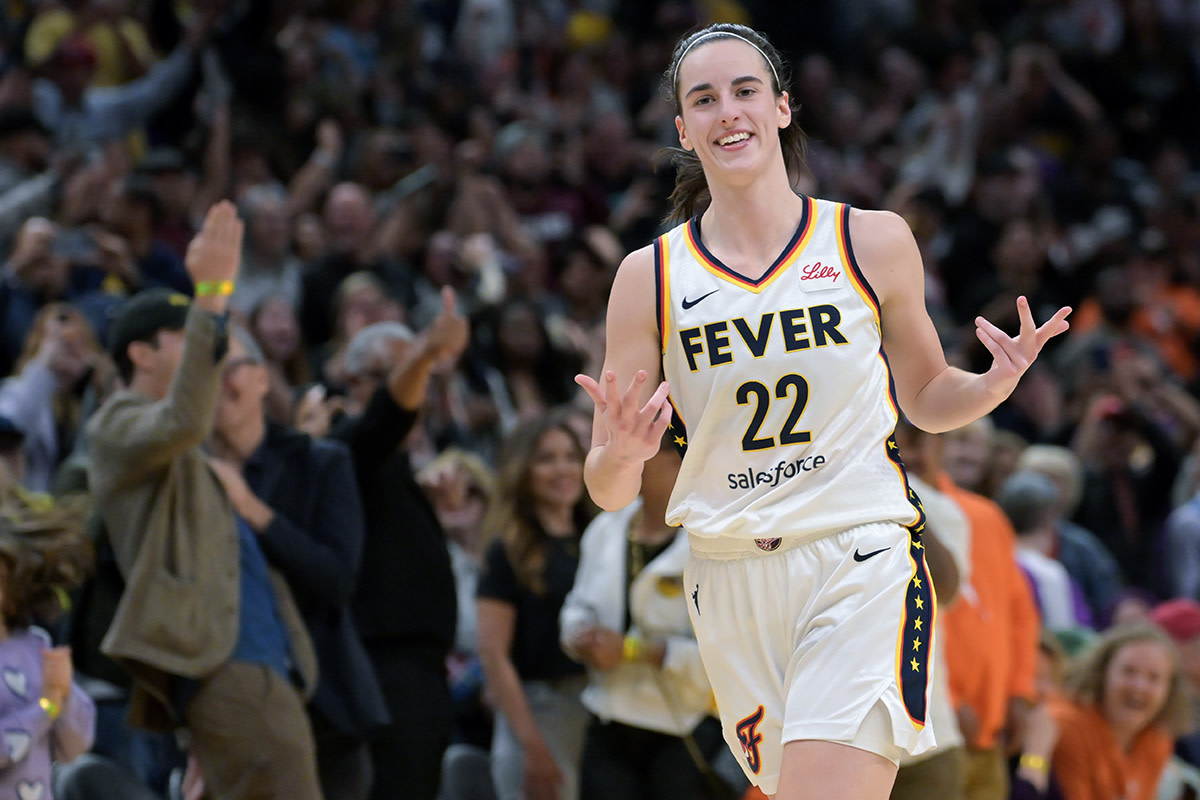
[575,369,671,464]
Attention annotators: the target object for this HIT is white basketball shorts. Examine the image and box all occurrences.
[683,521,938,795]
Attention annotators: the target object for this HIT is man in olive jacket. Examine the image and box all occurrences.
[87,203,321,800]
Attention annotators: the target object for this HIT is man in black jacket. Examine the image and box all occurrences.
[207,324,388,800]
[331,288,468,800]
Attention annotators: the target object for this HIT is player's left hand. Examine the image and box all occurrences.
[975,296,1071,397]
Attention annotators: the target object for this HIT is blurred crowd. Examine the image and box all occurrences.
[0,0,1197,799]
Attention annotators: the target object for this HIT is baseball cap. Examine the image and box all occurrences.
[106,288,192,362]
[1149,599,1200,643]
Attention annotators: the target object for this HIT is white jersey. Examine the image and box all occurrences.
[657,196,922,542]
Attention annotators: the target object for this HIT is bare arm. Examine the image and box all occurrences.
[574,246,672,511]
[476,598,562,799]
[855,209,1070,432]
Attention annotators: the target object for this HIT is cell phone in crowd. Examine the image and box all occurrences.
[51,229,100,263]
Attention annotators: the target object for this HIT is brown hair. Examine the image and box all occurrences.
[1064,622,1193,735]
[659,23,808,223]
[0,492,94,631]
[483,408,595,594]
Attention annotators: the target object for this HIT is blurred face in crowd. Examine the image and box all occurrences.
[422,231,460,287]
[215,335,269,435]
[500,138,551,188]
[293,213,327,262]
[247,194,291,262]
[942,421,991,491]
[497,303,546,365]
[1102,639,1174,738]
[337,282,402,344]
[584,112,636,181]
[992,219,1044,287]
[17,220,71,297]
[559,246,609,314]
[526,427,584,515]
[251,296,301,364]
[150,170,198,221]
[324,184,375,257]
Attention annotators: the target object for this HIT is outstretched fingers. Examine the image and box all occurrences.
[974,322,1015,372]
[1034,305,1072,348]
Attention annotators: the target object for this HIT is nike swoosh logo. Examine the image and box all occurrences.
[682,289,720,310]
[853,547,890,562]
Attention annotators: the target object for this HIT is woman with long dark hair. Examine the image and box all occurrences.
[476,410,596,800]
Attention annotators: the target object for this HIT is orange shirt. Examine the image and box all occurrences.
[1050,697,1172,800]
[938,474,1040,749]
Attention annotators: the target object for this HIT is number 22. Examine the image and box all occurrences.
[736,374,812,452]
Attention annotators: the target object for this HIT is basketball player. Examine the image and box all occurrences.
[574,23,1071,800]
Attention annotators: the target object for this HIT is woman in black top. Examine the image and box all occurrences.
[477,409,597,800]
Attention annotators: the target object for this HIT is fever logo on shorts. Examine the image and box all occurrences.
[735,705,765,774]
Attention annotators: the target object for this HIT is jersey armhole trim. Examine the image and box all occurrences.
[655,234,670,355]
[838,203,882,320]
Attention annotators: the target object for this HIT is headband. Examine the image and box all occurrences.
[672,32,781,93]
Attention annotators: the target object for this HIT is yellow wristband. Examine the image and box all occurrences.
[39,696,61,720]
[622,635,644,663]
[195,280,235,297]
[1019,752,1050,775]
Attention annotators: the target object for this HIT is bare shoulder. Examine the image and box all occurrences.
[614,242,656,283]
[601,241,661,378]
[846,208,922,305]
[608,243,657,320]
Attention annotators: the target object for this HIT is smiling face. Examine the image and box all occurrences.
[1102,639,1175,738]
[527,427,585,516]
[674,37,790,183]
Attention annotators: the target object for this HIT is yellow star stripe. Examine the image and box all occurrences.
[913,577,922,589]
[674,435,687,448]
[915,597,924,610]
[913,541,923,550]
[912,637,922,651]
[910,658,920,672]
[913,617,923,631]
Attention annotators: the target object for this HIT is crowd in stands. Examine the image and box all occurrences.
[0,0,1198,798]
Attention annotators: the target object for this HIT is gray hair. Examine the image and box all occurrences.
[229,323,266,364]
[344,322,414,376]
[995,470,1061,534]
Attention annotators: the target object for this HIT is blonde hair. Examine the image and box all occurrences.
[1018,445,1084,517]
[1064,622,1193,736]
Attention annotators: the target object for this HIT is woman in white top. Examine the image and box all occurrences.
[561,437,729,800]
[575,22,1071,800]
